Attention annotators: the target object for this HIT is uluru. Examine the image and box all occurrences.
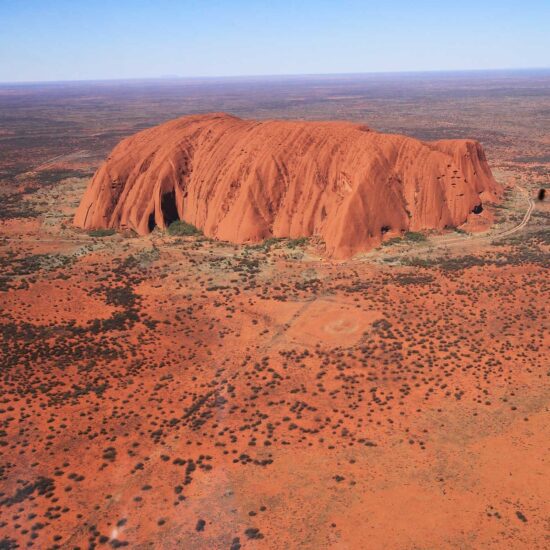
[74,113,501,257]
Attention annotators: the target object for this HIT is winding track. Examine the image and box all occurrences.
[359,185,536,264]
[441,186,534,246]
[491,187,535,239]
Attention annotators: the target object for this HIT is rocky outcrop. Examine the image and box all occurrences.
[74,113,501,258]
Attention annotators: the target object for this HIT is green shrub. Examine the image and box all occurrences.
[249,236,309,252]
[286,237,308,249]
[88,228,116,237]
[404,231,427,242]
[167,220,202,236]
[381,236,403,247]
[247,237,283,252]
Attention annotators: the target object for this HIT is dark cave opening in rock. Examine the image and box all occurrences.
[148,212,156,231]
[538,188,546,201]
[161,190,179,226]
[472,203,483,214]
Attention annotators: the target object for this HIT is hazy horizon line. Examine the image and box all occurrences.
[1,66,549,86]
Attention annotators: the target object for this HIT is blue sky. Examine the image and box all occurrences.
[0,0,548,82]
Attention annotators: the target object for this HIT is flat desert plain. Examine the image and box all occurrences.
[0,71,548,549]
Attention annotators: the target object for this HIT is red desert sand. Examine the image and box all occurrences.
[2,74,548,549]
[75,113,501,258]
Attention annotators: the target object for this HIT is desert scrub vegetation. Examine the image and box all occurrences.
[381,236,403,247]
[246,237,284,252]
[33,168,93,186]
[404,231,428,242]
[88,228,116,237]
[394,273,435,286]
[247,236,309,253]
[134,247,160,267]
[381,231,427,247]
[0,252,75,291]
[167,220,202,236]
[286,237,309,249]
[0,192,40,220]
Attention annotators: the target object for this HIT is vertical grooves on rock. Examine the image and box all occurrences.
[74,113,502,258]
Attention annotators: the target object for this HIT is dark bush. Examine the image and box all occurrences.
[167,220,202,236]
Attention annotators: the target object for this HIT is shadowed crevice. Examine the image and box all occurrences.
[161,190,179,227]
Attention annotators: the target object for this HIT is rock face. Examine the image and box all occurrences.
[74,113,501,258]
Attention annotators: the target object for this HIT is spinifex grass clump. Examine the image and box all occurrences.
[167,220,202,236]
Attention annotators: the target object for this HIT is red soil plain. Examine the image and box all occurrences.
[1,71,549,549]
